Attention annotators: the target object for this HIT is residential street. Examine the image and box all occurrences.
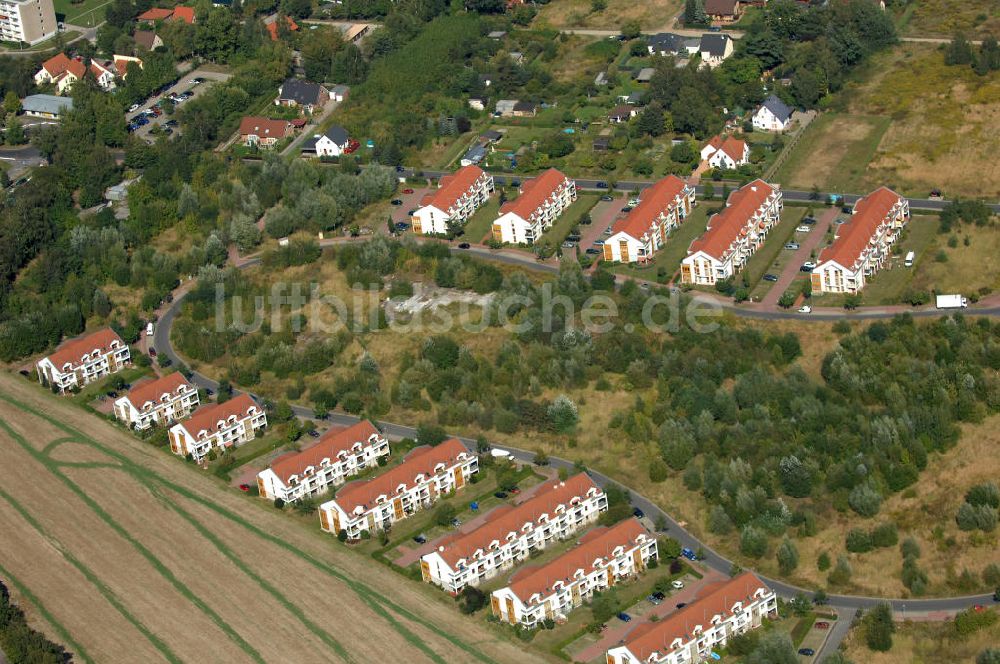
[0,144,45,180]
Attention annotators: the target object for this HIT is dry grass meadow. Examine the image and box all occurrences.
[0,372,548,664]
[534,0,682,30]
[842,612,1000,663]
[899,0,1000,39]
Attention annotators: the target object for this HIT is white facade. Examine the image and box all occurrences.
[491,519,656,628]
[318,439,477,539]
[36,328,130,393]
[420,474,608,594]
[168,394,267,463]
[412,166,494,235]
[491,169,576,245]
[315,134,346,157]
[752,96,792,132]
[256,421,389,503]
[681,180,782,285]
[114,373,199,431]
[603,176,695,264]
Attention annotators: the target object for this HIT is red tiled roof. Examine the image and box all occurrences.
[47,328,124,369]
[138,7,173,20]
[621,572,771,661]
[611,175,688,241]
[507,518,648,603]
[431,473,601,567]
[720,136,746,163]
[420,165,487,213]
[266,15,299,40]
[125,372,192,409]
[687,179,775,260]
[178,394,258,437]
[64,57,86,80]
[170,6,195,23]
[817,187,902,269]
[270,421,380,484]
[41,52,72,77]
[238,116,288,139]
[704,135,723,153]
[499,168,571,220]
[334,438,469,515]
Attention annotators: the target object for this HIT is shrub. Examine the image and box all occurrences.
[978,649,1000,664]
[273,498,285,509]
[648,458,669,482]
[740,525,768,558]
[967,483,1000,509]
[955,606,998,636]
[848,483,883,517]
[871,523,899,548]
[864,603,894,652]
[817,551,831,571]
[828,555,852,586]
[776,537,799,574]
[901,555,928,594]
[900,536,921,559]
[846,528,873,553]
[337,529,348,542]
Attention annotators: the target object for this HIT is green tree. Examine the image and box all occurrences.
[636,101,666,136]
[945,32,975,66]
[864,603,895,652]
[776,537,799,574]
[740,524,768,558]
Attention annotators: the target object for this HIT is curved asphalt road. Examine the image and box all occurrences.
[154,265,998,617]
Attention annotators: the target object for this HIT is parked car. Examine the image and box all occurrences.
[128,103,141,113]
[798,648,815,656]
[616,612,631,622]
[802,261,817,269]
[671,580,684,589]
[647,594,662,605]
[621,206,633,213]
[784,242,800,250]
[308,430,320,438]
[675,602,687,609]
[395,222,410,231]
[390,199,403,206]
[763,274,779,282]
[585,248,601,255]
[681,547,697,561]
[801,217,817,225]
[632,507,645,519]
[402,188,414,194]
[795,225,812,233]
[798,305,812,314]
[164,119,178,128]
[929,188,942,199]
[239,483,251,492]
[413,534,427,544]
[799,264,814,273]
[190,77,203,85]
[458,242,470,249]
[509,486,520,494]
[596,182,609,189]
[562,241,577,249]
[148,347,157,357]
[566,234,582,242]
[814,622,830,629]
[493,491,508,499]
[600,195,614,201]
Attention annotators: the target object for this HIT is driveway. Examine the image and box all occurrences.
[759,206,835,308]
[389,186,433,231]
[127,69,231,143]
[280,99,341,157]
[575,194,625,269]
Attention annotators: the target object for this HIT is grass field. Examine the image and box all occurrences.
[541,193,599,246]
[842,611,1000,663]
[52,0,111,25]
[773,113,891,193]
[0,372,544,664]
[534,0,682,30]
[611,205,712,283]
[463,198,503,244]
[897,0,1000,38]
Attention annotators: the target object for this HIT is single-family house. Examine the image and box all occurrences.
[318,438,477,539]
[705,0,742,22]
[238,116,290,148]
[113,54,143,78]
[276,78,330,114]
[114,372,199,431]
[681,179,782,285]
[646,32,695,57]
[513,101,537,117]
[480,129,503,144]
[495,99,518,117]
[461,144,487,167]
[604,175,696,263]
[420,473,608,594]
[264,14,298,41]
[491,168,576,245]
[699,33,734,68]
[700,134,749,170]
[256,420,390,503]
[752,94,793,132]
[36,327,130,393]
[137,6,194,23]
[302,124,350,158]
[606,573,777,664]
[133,30,163,51]
[168,394,267,462]
[411,165,495,235]
[608,105,636,123]
[33,53,86,94]
[491,519,657,627]
[811,187,909,294]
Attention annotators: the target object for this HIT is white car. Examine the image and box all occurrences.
[128,103,141,113]
[802,261,817,269]
[798,305,812,314]
[671,580,685,589]
[795,225,812,233]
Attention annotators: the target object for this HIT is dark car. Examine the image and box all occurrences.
[799,264,814,272]
[395,222,410,231]
[585,248,601,255]
[616,612,631,622]
[647,594,662,605]
[458,242,471,249]
[763,274,779,282]
[566,234,581,242]
[390,199,403,206]
[814,621,830,629]
[510,180,520,188]
[164,119,178,128]
[676,602,687,609]
[413,534,427,544]
[600,195,614,201]
[395,165,405,173]
[798,648,815,656]
[801,217,817,225]
[633,507,645,519]
[148,347,157,357]
[308,430,320,438]
[494,491,508,499]
[621,206,633,213]
[596,182,609,189]
[651,591,665,601]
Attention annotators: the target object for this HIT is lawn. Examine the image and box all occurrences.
[772,113,891,194]
[462,197,503,244]
[896,0,1000,38]
[743,206,807,298]
[53,0,111,24]
[541,193,600,246]
[534,0,682,30]
[611,205,712,283]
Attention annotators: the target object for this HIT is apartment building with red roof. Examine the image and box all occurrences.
[604,175,695,263]
[239,116,291,149]
[412,165,495,235]
[491,518,656,627]
[114,372,199,431]
[256,420,389,503]
[812,187,909,294]
[681,179,782,285]
[606,572,777,664]
[36,328,130,393]
[700,135,749,170]
[318,438,477,539]
[491,168,576,245]
[168,393,267,462]
[420,473,608,594]
[137,6,195,23]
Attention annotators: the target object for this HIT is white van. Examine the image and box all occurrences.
[146,322,154,337]
[904,251,915,267]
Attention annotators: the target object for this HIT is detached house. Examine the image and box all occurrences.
[812,187,909,294]
[606,573,777,664]
[681,179,782,285]
[491,168,576,245]
[699,33,733,68]
[137,6,194,24]
[420,473,608,594]
[34,53,86,94]
[264,14,299,41]
[318,438,477,539]
[133,30,164,51]
[256,420,389,503]
[239,116,290,148]
[705,0,742,22]
[168,393,267,462]
[276,78,330,114]
[491,518,657,628]
[646,32,697,57]
[604,175,695,264]
[700,135,749,170]
[752,95,793,132]
[114,372,199,431]
[302,124,350,158]
[608,105,637,123]
[36,328,131,393]
[412,165,495,235]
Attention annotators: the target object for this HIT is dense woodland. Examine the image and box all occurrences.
[0,581,71,663]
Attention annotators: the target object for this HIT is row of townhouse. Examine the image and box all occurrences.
[167,393,268,463]
[114,372,200,430]
[606,572,777,664]
[256,420,389,503]
[412,165,496,235]
[680,180,782,286]
[318,438,478,539]
[491,518,657,627]
[812,187,909,294]
[36,327,131,393]
[420,473,608,594]
[492,168,577,245]
[604,175,696,264]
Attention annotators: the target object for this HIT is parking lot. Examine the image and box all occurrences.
[758,207,836,307]
[571,193,625,266]
[126,69,231,142]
